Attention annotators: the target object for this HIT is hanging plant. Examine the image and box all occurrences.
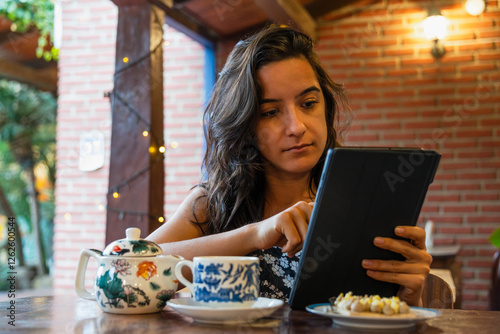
[0,0,58,61]
[490,227,500,248]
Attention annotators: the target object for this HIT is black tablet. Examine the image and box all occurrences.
[288,147,441,310]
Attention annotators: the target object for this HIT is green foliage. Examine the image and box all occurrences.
[0,80,56,140]
[0,0,57,61]
[0,262,9,290]
[490,227,500,248]
[0,79,56,275]
[0,142,30,225]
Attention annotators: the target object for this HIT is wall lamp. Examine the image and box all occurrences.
[465,0,486,16]
[423,7,448,58]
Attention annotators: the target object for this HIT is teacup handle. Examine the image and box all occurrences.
[75,249,100,300]
[175,260,194,294]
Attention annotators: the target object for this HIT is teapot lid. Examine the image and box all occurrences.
[102,227,163,257]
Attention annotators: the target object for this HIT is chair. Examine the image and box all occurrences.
[422,272,454,309]
[489,250,500,311]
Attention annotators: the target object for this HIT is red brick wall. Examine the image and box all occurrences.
[163,26,205,218]
[54,1,204,294]
[54,0,116,293]
[316,0,499,310]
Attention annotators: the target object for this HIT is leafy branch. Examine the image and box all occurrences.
[0,0,58,61]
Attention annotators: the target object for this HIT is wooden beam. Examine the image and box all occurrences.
[0,59,57,92]
[149,0,218,47]
[253,0,317,40]
[305,0,360,19]
[172,0,193,5]
[106,2,165,243]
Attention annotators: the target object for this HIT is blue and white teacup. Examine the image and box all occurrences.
[175,256,260,308]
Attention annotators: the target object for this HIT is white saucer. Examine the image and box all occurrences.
[167,297,284,325]
[306,303,441,330]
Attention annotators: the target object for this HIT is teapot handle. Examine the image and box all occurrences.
[75,249,100,300]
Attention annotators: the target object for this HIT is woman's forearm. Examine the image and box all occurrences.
[150,223,258,260]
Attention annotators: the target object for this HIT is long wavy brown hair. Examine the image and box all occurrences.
[194,26,350,235]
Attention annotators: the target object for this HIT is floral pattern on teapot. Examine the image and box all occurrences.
[75,228,183,314]
[95,254,177,311]
[107,239,161,256]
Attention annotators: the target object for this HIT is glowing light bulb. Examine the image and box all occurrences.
[149,146,156,154]
[423,15,448,40]
[159,146,166,153]
[465,0,485,16]
[158,216,165,223]
[143,130,149,137]
[113,192,120,198]
[123,57,129,63]
[171,141,178,149]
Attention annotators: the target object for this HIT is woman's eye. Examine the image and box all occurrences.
[303,100,318,109]
[261,109,278,117]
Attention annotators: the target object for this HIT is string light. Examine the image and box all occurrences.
[123,57,129,63]
[112,191,120,199]
[171,141,178,149]
[143,130,149,137]
[159,146,166,153]
[106,206,163,222]
[106,160,161,198]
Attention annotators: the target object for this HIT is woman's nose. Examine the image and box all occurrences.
[284,107,306,137]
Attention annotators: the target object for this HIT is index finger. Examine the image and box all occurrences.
[293,201,314,222]
[394,226,426,250]
[283,202,313,255]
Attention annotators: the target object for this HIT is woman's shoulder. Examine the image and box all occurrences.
[182,185,209,218]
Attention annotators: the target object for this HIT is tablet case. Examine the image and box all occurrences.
[288,147,441,310]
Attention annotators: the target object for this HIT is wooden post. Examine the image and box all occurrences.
[107,0,164,244]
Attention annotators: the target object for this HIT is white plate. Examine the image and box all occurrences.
[167,297,284,325]
[306,303,441,330]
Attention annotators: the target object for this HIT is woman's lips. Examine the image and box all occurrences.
[284,144,311,152]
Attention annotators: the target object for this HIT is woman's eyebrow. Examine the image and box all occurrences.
[296,86,320,98]
[260,86,321,104]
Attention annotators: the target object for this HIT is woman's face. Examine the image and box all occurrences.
[255,57,327,178]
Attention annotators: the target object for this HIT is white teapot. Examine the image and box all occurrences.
[75,227,183,314]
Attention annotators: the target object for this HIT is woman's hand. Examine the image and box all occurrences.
[361,226,432,306]
[250,201,313,257]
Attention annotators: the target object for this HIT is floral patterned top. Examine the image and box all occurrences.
[248,247,301,302]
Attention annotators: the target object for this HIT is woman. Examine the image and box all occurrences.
[147,26,432,306]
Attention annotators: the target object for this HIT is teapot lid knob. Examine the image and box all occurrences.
[126,227,141,240]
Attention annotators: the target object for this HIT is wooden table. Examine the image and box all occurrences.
[2,295,500,333]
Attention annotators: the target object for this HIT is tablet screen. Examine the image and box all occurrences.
[288,147,441,310]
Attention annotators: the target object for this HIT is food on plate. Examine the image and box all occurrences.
[329,292,413,316]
